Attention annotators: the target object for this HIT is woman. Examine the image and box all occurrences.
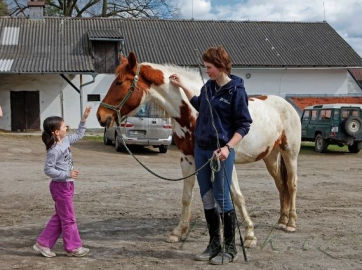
[169,46,252,265]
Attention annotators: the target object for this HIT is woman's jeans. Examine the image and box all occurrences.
[194,144,235,213]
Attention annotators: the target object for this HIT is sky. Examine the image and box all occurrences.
[174,0,362,57]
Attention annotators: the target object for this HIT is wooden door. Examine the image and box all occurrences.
[10,91,40,131]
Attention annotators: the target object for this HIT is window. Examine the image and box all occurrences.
[302,110,310,121]
[333,110,339,120]
[341,110,349,119]
[134,101,168,118]
[351,110,360,117]
[87,94,101,102]
[319,109,331,120]
[311,110,318,120]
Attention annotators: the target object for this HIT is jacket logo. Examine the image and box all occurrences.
[219,97,230,104]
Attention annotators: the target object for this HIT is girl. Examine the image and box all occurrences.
[170,46,252,265]
[33,106,92,258]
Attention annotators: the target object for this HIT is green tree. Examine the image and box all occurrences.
[0,0,9,16]
[7,0,176,18]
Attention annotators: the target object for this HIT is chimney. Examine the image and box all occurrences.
[28,1,45,19]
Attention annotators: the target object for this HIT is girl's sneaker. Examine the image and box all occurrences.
[33,242,56,258]
[67,247,90,257]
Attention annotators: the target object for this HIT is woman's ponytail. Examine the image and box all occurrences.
[42,116,63,150]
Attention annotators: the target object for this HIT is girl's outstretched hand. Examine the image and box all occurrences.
[82,106,92,122]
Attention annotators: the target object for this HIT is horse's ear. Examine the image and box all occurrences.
[118,53,127,64]
[127,52,137,71]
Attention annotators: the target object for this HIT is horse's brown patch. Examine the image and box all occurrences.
[254,95,268,100]
[255,146,270,161]
[173,101,196,156]
[273,130,288,151]
[248,98,255,101]
[140,65,165,86]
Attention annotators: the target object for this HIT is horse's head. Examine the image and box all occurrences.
[97,52,164,127]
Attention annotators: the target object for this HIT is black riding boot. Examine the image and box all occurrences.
[194,208,221,261]
[210,209,238,265]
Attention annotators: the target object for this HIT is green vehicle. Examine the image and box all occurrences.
[301,104,362,153]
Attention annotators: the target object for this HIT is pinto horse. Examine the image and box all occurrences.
[97,52,301,247]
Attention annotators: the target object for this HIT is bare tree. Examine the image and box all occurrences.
[6,0,176,18]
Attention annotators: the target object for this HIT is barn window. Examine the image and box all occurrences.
[88,30,124,74]
[87,94,101,102]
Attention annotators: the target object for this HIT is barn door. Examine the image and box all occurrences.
[10,91,40,131]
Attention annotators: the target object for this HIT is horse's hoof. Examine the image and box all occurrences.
[244,239,257,248]
[166,234,181,243]
[276,223,287,230]
[285,226,296,232]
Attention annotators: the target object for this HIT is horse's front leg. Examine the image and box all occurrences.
[167,155,196,242]
[230,165,257,248]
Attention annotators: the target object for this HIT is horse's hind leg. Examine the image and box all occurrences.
[263,150,290,230]
[167,156,196,242]
[280,152,298,232]
[230,165,257,248]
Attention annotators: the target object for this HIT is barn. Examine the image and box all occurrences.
[0,3,361,131]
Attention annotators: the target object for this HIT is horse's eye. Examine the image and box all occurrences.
[116,81,122,86]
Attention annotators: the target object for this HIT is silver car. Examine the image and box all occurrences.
[103,101,173,153]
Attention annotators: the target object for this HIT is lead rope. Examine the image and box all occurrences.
[118,134,218,181]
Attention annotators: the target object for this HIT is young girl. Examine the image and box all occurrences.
[33,106,92,258]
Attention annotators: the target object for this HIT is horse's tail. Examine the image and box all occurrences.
[279,153,288,188]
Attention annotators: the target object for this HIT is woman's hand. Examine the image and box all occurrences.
[169,74,183,88]
[214,146,230,161]
[82,106,92,122]
[70,170,79,179]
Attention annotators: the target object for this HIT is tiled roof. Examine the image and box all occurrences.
[287,96,362,113]
[0,17,361,74]
[88,29,123,41]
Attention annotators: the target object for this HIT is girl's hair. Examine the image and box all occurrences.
[202,46,232,74]
[42,116,63,150]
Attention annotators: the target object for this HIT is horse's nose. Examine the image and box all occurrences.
[97,113,105,127]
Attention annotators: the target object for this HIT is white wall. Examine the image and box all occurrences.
[0,73,116,131]
[232,68,361,96]
[0,74,64,131]
[0,68,361,131]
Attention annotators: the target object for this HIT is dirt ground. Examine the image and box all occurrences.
[0,132,361,270]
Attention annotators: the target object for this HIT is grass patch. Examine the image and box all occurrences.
[301,141,349,154]
[84,135,103,143]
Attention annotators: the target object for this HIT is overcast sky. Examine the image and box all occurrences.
[174,0,362,57]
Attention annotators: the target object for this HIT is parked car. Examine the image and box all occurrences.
[301,104,362,153]
[103,101,173,153]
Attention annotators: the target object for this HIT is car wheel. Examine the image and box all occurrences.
[348,142,360,153]
[344,116,361,137]
[114,134,123,152]
[103,128,112,145]
[315,134,328,153]
[159,145,168,153]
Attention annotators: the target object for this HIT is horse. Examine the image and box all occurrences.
[96,52,301,248]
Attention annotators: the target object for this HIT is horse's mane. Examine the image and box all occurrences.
[144,63,203,96]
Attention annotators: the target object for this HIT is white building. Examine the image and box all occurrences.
[0,10,361,131]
